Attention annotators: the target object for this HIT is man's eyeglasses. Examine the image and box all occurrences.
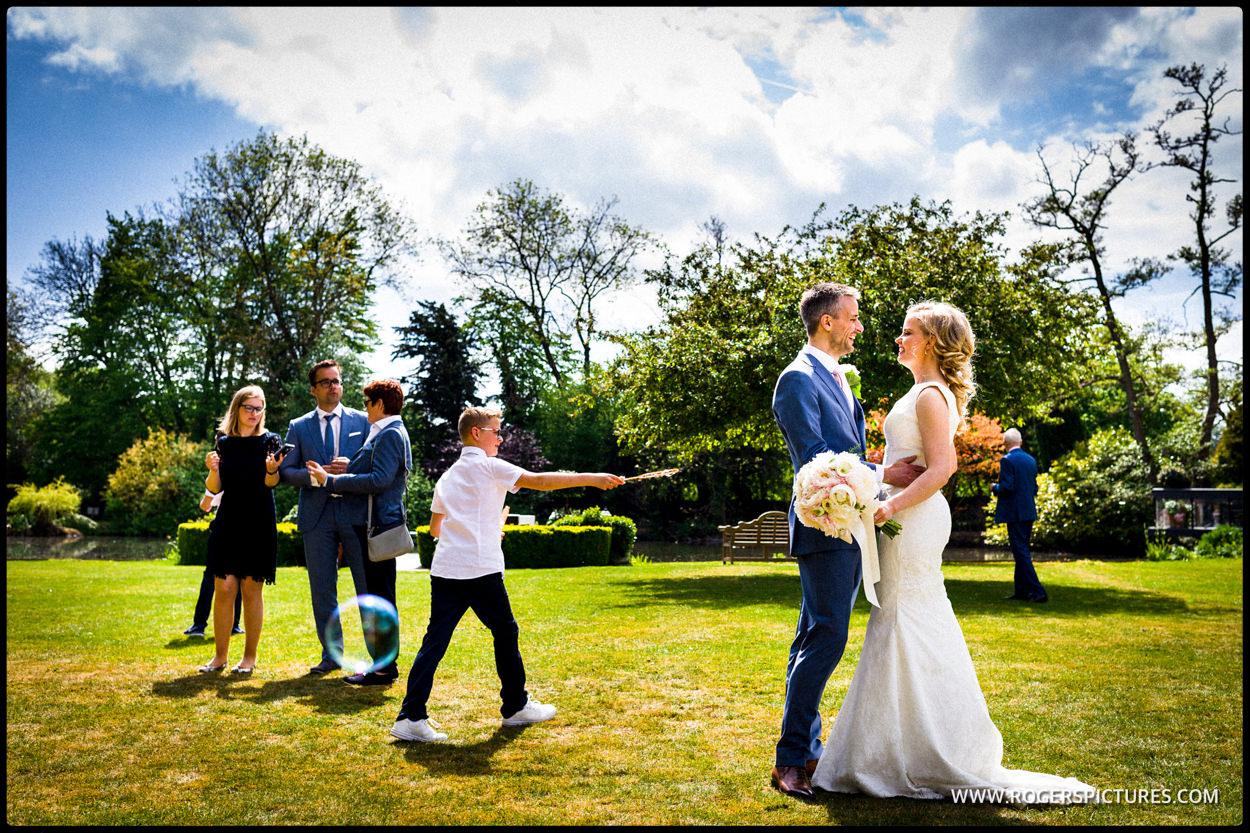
[240,404,266,415]
[478,427,505,436]
[314,378,344,389]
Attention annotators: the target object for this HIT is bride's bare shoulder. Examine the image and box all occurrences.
[914,385,952,419]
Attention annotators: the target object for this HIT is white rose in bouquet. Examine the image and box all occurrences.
[793,451,902,541]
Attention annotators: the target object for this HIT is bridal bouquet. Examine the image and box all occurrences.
[794,451,902,541]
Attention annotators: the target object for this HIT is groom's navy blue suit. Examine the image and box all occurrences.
[772,347,877,768]
[279,406,371,665]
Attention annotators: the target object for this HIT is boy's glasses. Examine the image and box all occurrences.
[479,427,505,436]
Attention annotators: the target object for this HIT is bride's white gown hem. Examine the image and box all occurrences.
[809,382,1097,804]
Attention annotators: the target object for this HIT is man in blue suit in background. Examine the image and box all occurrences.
[993,428,1047,603]
[769,282,923,800]
[279,359,372,675]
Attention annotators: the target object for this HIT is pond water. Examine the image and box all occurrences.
[6,536,1027,565]
[6,535,172,562]
[5,535,723,564]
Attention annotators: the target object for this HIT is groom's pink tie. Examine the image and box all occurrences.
[832,367,849,397]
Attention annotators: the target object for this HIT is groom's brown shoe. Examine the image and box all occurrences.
[806,759,819,777]
[771,765,815,800]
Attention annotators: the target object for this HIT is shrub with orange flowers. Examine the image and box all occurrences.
[863,409,1005,498]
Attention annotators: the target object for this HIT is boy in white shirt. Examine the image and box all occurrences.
[391,406,624,742]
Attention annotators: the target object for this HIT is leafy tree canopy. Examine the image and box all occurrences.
[608,197,1100,458]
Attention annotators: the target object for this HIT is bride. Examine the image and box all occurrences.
[810,301,1097,803]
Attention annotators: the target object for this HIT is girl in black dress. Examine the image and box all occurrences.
[198,385,286,674]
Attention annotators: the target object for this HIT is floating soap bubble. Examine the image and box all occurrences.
[326,594,400,674]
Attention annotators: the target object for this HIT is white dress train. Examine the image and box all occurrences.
[810,382,1097,804]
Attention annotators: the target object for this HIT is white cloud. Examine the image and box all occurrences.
[776,8,963,163]
[7,4,1242,378]
[946,139,1037,217]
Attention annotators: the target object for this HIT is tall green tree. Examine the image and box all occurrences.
[95,212,199,431]
[177,130,418,390]
[827,198,1101,421]
[20,132,415,502]
[1023,134,1164,482]
[441,179,655,395]
[391,300,481,455]
[6,288,60,491]
[1210,381,1243,486]
[24,214,193,497]
[1150,63,1243,458]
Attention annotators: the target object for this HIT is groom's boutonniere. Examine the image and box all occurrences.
[841,364,861,399]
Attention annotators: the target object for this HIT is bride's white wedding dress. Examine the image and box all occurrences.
[811,382,1097,803]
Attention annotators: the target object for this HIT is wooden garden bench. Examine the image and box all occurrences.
[719,510,793,563]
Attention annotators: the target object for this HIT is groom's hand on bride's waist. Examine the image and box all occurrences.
[882,455,925,488]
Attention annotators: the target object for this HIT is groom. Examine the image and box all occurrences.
[770,282,923,800]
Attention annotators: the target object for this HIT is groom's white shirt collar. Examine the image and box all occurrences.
[801,343,845,375]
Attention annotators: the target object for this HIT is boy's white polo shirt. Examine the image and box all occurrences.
[429,445,526,579]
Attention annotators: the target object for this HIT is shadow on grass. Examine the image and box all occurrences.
[151,673,390,715]
[392,725,528,774]
[163,636,218,651]
[610,572,1230,618]
[943,577,1238,618]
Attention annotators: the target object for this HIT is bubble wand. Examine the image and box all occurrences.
[623,468,680,482]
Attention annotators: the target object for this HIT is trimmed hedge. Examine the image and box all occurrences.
[175,521,614,571]
[415,524,612,570]
[551,507,636,565]
[175,520,306,568]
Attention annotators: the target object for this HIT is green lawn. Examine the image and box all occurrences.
[5,556,1242,825]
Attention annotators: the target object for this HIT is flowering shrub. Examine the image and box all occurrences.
[865,408,1004,497]
[985,427,1151,554]
[105,428,208,536]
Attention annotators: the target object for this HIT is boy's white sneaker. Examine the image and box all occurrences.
[390,718,448,742]
[502,699,557,726]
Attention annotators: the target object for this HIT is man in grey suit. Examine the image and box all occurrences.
[992,428,1046,603]
[279,359,372,674]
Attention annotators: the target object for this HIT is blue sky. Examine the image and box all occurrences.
[6,37,262,279]
[6,7,1243,382]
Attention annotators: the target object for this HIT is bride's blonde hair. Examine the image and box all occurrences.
[907,301,976,418]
